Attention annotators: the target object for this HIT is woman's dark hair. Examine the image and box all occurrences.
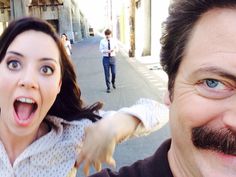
[0,17,102,122]
[160,0,236,100]
[61,33,69,40]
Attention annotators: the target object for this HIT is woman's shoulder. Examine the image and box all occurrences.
[46,115,93,143]
[46,115,92,128]
[46,115,93,136]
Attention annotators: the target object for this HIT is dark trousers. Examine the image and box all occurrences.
[102,56,116,89]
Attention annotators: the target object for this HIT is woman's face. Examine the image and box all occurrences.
[61,34,66,41]
[0,30,61,137]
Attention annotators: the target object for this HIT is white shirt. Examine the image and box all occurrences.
[99,37,118,57]
[64,40,72,56]
[0,98,168,177]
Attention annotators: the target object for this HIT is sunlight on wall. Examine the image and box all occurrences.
[135,1,171,57]
[151,1,171,58]
[78,0,107,30]
[0,23,4,35]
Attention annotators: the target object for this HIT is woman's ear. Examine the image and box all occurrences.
[57,80,62,94]
[164,91,171,107]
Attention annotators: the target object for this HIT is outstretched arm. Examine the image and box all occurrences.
[76,112,140,175]
[76,98,169,176]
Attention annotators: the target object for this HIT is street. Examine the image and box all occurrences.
[72,35,170,176]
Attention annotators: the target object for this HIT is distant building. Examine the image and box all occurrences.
[0,0,92,42]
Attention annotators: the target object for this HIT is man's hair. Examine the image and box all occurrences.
[0,17,102,122]
[160,0,236,100]
[104,29,112,35]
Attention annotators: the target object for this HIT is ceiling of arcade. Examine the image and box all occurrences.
[0,0,9,7]
[0,0,64,8]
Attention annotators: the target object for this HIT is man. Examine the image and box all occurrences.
[99,29,118,93]
[89,0,236,176]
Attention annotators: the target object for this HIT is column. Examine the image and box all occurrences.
[10,0,28,20]
[58,0,74,42]
[71,0,82,42]
[129,0,135,57]
[142,0,151,56]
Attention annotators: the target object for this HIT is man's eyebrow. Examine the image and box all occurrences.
[6,51,58,63]
[193,66,236,82]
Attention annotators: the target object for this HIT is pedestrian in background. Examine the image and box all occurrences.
[61,33,72,56]
[99,29,118,93]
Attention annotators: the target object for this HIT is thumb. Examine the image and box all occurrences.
[107,157,116,169]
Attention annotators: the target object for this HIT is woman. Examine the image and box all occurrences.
[61,33,72,56]
[0,17,168,176]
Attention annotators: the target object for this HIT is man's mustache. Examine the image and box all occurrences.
[192,126,236,155]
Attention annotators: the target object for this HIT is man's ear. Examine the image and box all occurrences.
[164,91,171,107]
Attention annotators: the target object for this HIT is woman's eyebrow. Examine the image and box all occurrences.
[7,51,58,64]
[39,58,59,63]
[7,51,24,57]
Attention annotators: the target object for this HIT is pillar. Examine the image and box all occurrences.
[142,0,151,56]
[10,0,29,20]
[129,0,135,57]
[71,0,82,42]
[58,0,74,42]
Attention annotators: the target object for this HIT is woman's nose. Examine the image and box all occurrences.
[18,69,39,89]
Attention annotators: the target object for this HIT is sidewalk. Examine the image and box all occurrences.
[135,55,168,83]
[117,40,168,82]
[117,42,168,100]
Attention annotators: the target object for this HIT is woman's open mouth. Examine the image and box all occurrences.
[13,97,38,126]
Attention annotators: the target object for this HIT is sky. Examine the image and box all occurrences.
[78,0,107,29]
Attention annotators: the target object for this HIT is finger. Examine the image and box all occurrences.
[83,161,91,176]
[75,154,85,168]
[94,161,102,172]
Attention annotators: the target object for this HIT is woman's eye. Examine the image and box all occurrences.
[7,60,21,70]
[40,66,53,75]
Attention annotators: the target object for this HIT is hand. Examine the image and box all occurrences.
[75,117,117,176]
[107,50,112,53]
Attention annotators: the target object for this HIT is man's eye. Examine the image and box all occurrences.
[205,79,219,88]
[40,66,53,75]
[7,60,21,70]
[196,78,235,99]
[203,79,227,91]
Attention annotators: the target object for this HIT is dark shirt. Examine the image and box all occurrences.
[89,139,173,177]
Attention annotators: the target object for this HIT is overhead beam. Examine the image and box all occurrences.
[56,0,63,4]
[30,0,63,6]
[0,0,10,7]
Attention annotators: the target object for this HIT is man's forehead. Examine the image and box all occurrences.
[184,8,236,60]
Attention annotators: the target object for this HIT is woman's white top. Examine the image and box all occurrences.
[64,40,71,56]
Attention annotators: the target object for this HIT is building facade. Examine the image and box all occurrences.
[107,0,171,60]
[0,0,91,42]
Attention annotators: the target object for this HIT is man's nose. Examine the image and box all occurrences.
[18,68,39,89]
[222,110,236,132]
